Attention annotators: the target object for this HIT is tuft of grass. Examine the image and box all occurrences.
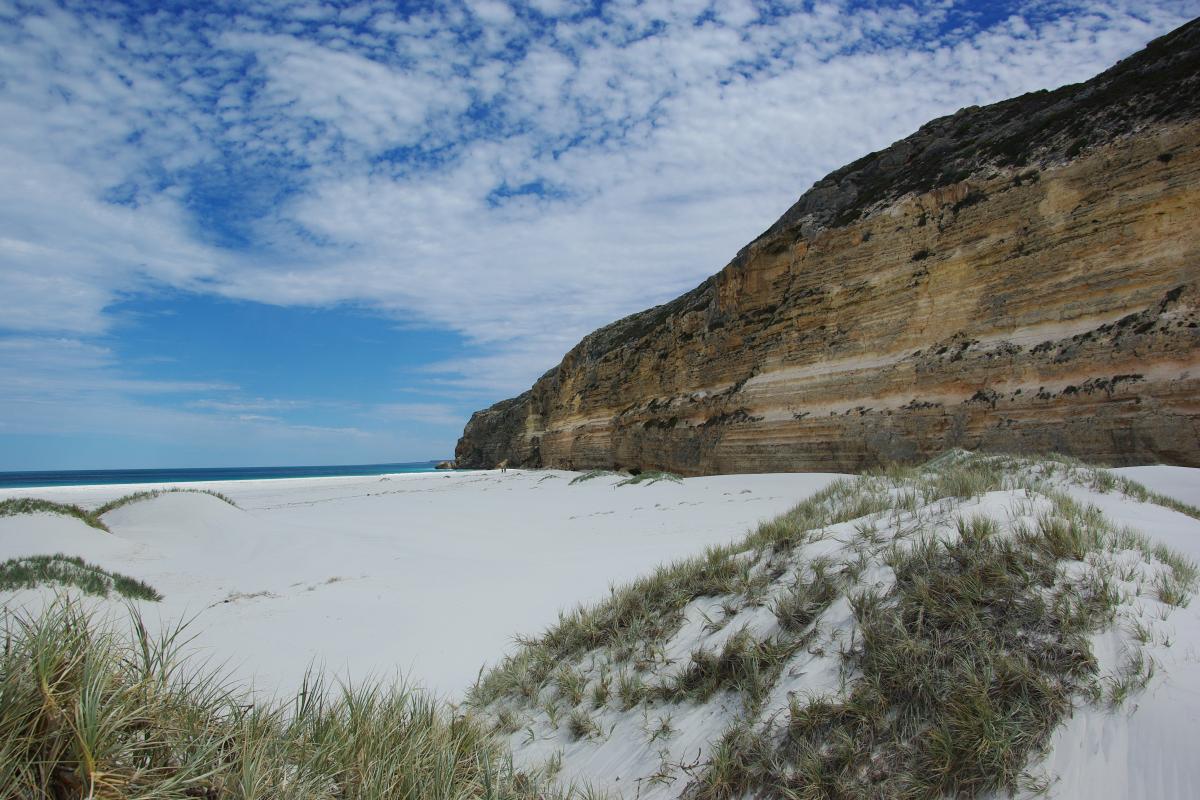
[956,514,999,544]
[828,488,894,524]
[568,470,618,485]
[659,628,793,709]
[493,706,522,734]
[0,597,584,800]
[695,723,774,799]
[555,665,587,707]
[1088,468,1119,493]
[0,554,161,601]
[1149,545,1199,608]
[772,563,839,633]
[0,497,109,532]
[567,709,601,741]
[645,712,674,742]
[590,670,611,709]
[471,644,556,706]
[1105,648,1157,707]
[1154,570,1195,607]
[616,669,646,711]
[920,459,1006,501]
[1030,512,1095,560]
[616,471,683,486]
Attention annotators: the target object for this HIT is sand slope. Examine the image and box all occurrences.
[1,469,840,698]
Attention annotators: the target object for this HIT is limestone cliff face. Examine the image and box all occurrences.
[456,20,1200,474]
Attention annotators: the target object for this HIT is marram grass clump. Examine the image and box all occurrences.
[569,470,618,485]
[0,553,161,601]
[0,497,108,532]
[616,471,683,486]
[0,488,239,535]
[0,597,601,800]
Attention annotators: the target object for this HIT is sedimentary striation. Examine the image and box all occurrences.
[456,19,1200,474]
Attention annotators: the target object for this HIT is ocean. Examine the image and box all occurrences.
[0,461,446,489]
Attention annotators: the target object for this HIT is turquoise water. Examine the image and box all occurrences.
[0,461,446,489]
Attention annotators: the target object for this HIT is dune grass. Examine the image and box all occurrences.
[94,487,239,516]
[0,597,602,800]
[694,462,1195,798]
[616,471,683,486]
[731,529,1103,797]
[657,627,794,709]
[568,469,683,486]
[1098,470,1200,520]
[569,470,618,485]
[470,451,1199,797]
[0,497,109,532]
[0,554,161,601]
[0,488,240,535]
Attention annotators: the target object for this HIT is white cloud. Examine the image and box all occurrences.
[189,398,312,413]
[526,0,582,17]
[469,0,516,26]
[0,0,1194,413]
[221,31,472,157]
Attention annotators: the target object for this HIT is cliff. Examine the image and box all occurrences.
[456,19,1200,474]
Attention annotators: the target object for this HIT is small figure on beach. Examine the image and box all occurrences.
[497,459,509,473]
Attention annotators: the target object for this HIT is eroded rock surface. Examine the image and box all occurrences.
[456,20,1200,474]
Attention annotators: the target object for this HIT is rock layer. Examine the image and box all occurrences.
[456,20,1200,474]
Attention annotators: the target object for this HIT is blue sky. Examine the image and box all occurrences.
[0,0,1194,470]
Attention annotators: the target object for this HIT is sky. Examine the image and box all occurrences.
[0,0,1195,470]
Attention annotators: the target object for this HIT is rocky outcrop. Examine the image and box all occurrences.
[456,19,1200,474]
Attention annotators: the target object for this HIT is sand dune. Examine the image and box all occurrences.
[1,469,841,698]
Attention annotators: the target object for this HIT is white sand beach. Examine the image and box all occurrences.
[2,462,1199,799]
[0,468,841,699]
